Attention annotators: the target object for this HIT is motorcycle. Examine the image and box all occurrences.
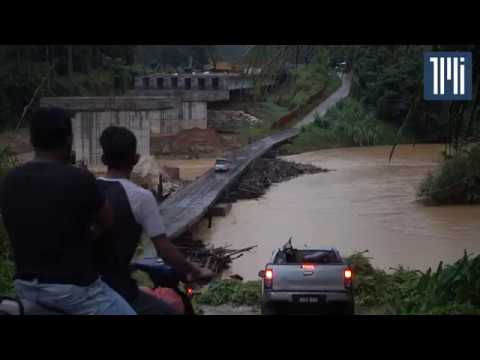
[0,256,197,315]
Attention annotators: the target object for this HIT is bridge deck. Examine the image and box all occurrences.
[158,129,300,239]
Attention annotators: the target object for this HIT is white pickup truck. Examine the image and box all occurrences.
[258,239,355,315]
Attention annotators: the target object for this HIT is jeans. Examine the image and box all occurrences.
[14,277,136,315]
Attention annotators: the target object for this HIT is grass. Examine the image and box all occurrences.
[195,279,262,307]
[286,98,404,154]
[417,144,480,205]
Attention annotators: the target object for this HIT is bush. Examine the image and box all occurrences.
[287,98,401,154]
[319,98,399,146]
[346,250,480,315]
[418,144,480,204]
[195,279,262,307]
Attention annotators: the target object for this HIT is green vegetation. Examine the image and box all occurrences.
[192,251,480,315]
[0,251,14,295]
[286,51,341,110]
[347,250,480,315]
[0,146,16,294]
[329,46,480,146]
[348,47,424,128]
[0,45,140,130]
[195,279,262,307]
[417,144,480,205]
[233,48,341,145]
[286,98,402,154]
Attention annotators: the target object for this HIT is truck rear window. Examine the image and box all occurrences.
[274,249,341,264]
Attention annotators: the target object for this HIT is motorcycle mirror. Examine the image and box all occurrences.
[258,270,265,278]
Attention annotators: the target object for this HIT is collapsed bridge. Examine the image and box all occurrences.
[158,128,300,241]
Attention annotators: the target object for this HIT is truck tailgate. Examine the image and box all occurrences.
[271,264,346,292]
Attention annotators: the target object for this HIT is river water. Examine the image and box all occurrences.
[194,144,480,280]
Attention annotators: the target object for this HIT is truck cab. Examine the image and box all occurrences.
[259,239,354,315]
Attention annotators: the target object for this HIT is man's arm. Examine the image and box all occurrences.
[151,234,201,281]
[138,191,213,283]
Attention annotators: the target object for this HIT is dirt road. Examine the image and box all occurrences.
[294,72,352,128]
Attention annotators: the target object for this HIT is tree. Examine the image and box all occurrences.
[67,45,73,79]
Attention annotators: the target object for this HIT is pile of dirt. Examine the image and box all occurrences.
[131,155,181,195]
[222,153,329,201]
[153,128,235,157]
[91,155,183,197]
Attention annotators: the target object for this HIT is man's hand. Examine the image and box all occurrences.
[152,235,216,285]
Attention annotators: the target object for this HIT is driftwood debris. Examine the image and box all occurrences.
[177,242,257,274]
[222,152,329,201]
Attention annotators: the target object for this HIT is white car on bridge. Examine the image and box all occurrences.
[214,158,231,172]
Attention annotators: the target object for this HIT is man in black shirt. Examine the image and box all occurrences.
[0,107,136,315]
[96,126,214,314]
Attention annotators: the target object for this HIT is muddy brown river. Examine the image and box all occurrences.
[194,144,480,280]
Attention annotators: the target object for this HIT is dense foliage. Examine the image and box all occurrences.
[0,45,253,130]
[286,49,339,109]
[315,98,399,146]
[346,250,480,315]
[0,45,141,130]
[418,144,480,204]
[0,146,16,294]
[135,46,212,71]
[287,98,401,153]
[329,45,480,145]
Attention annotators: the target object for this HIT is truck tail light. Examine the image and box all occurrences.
[265,268,273,288]
[344,268,353,288]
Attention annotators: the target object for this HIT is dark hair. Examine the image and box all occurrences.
[99,126,137,170]
[30,107,73,150]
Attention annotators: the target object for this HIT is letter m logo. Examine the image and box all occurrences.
[424,52,473,101]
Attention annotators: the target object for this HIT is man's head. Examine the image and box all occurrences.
[30,107,73,162]
[99,126,139,172]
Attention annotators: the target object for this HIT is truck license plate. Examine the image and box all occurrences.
[294,295,326,304]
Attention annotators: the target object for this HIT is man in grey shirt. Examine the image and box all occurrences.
[95,126,213,314]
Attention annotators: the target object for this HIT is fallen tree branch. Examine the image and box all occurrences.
[180,243,257,274]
